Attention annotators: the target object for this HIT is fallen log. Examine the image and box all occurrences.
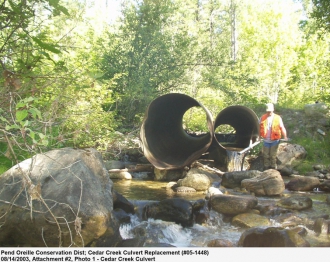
[192,161,225,176]
[108,164,154,173]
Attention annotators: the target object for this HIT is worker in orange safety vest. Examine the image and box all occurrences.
[259,103,288,170]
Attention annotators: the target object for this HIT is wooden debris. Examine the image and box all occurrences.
[108,164,154,173]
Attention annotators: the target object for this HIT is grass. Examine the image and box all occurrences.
[292,133,330,174]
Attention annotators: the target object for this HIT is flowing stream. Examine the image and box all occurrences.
[113,177,330,247]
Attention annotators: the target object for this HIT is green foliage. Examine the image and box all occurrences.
[310,0,330,34]
[100,0,196,125]
[1,0,330,174]
[61,81,118,150]
[0,143,13,174]
[293,133,330,173]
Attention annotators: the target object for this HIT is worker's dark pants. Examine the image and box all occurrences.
[262,142,279,170]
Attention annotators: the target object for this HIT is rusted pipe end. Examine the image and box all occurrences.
[214,105,260,150]
[140,93,214,170]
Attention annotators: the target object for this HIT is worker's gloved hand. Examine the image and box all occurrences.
[280,138,291,142]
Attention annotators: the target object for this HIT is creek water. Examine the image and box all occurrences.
[113,176,330,247]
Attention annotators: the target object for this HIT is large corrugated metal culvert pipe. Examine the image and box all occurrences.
[140,93,214,170]
[213,105,260,149]
[210,105,260,171]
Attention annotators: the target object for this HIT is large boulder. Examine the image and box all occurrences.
[0,148,121,247]
[142,198,193,227]
[221,170,261,189]
[238,227,310,247]
[319,180,330,192]
[241,169,285,196]
[276,143,307,170]
[209,194,258,215]
[286,176,320,191]
[277,196,313,210]
[177,168,211,191]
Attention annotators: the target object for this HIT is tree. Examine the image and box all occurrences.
[0,0,119,162]
[309,0,330,33]
[100,0,195,125]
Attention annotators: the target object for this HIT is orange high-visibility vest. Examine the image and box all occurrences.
[259,113,282,140]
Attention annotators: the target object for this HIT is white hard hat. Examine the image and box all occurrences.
[266,103,274,112]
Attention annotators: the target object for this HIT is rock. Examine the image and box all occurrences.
[110,171,132,180]
[277,196,313,210]
[319,180,330,192]
[193,200,209,225]
[113,191,135,214]
[286,176,320,191]
[113,209,131,224]
[248,155,264,171]
[313,164,326,171]
[241,169,285,196]
[274,213,304,227]
[177,168,211,191]
[257,204,290,217]
[232,213,271,228]
[207,239,234,247]
[276,143,307,170]
[209,194,258,215]
[221,170,261,189]
[0,148,121,247]
[279,166,294,176]
[238,227,310,247]
[192,199,206,211]
[206,186,223,197]
[304,103,328,117]
[289,226,308,237]
[154,168,184,181]
[143,198,193,227]
[130,219,186,245]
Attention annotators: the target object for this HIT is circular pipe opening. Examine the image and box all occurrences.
[214,105,260,150]
[140,93,214,170]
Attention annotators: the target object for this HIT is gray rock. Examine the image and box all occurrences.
[238,227,310,247]
[319,180,330,192]
[241,169,285,196]
[143,198,193,227]
[209,194,258,215]
[276,143,307,170]
[286,176,320,191]
[232,213,271,228]
[177,168,211,191]
[0,148,121,247]
[221,170,262,189]
[277,196,313,210]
